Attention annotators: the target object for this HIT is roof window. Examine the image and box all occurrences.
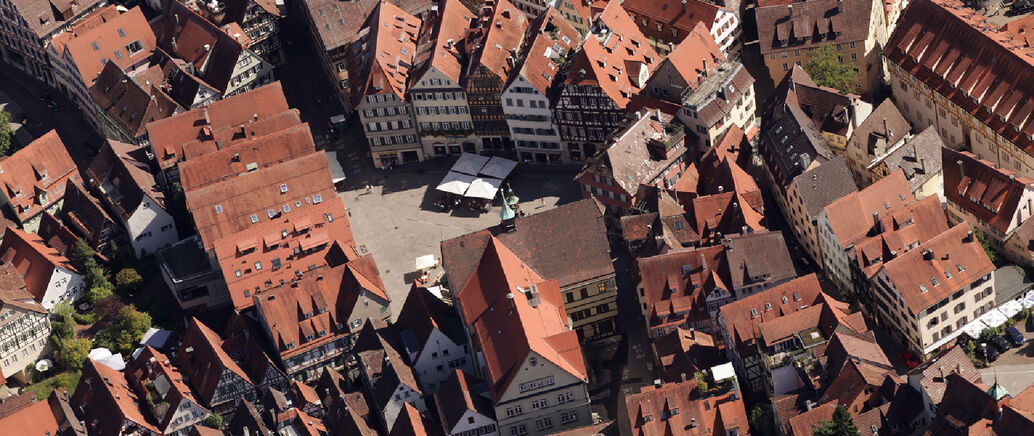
[313,194,323,204]
[215,205,223,213]
[919,284,928,293]
[280,184,288,193]
[750,308,759,318]
[250,214,259,223]
[267,209,276,218]
[793,292,801,301]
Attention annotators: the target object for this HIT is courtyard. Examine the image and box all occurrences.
[337,162,584,319]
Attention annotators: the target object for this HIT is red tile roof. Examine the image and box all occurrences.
[435,369,493,432]
[126,346,209,432]
[466,0,529,82]
[853,195,949,278]
[215,200,354,310]
[788,402,836,436]
[507,7,581,95]
[718,274,824,350]
[878,223,995,314]
[622,0,725,39]
[943,147,1034,234]
[657,21,725,91]
[651,328,722,382]
[146,82,292,170]
[158,1,246,93]
[0,226,78,304]
[36,211,80,257]
[58,179,117,248]
[177,317,255,406]
[756,0,874,54]
[89,61,183,138]
[85,139,167,220]
[824,170,914,250]
[625,380,748,436]
[885,0,1034,156]
[177,123,316,192]
[457,237,587,401]
[389,403,442,436]
[72,358,161,435]
[566,1,659,108]
[637,245,726,330]
[184,151,336,250]
[347,1,421,108]
[0,130,80,224]
[411,0,476,85]
[0,395,59,435]
[55,6,156,87]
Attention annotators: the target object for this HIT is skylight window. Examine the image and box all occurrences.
[280,184,288,193]
[919,284,928,293]
[215,204,223,213]
[750,308,759,318]
[267,209,276,218]
[931,278,939,287]
[250,214,259,223]
[945,270,952,279]
[283,204,291,213]
[313,194,323,204]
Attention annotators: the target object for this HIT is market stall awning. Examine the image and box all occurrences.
[451,153,490,175]
[979,309,1009,328]
[479,156,518,179]
[325,150,347,184]
[466,177,503,199]
[1000,300,1023,318]
[1023,295,1034,309]
[963,319,990,339]
[437,171,475,195]
[415,254,436,271]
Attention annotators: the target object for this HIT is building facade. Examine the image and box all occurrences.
[0,0,105,85]
[0,267,50,385]
[622,0,740,55]
[679,60,757,150]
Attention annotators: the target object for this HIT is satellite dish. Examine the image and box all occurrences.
[35,359,53,372]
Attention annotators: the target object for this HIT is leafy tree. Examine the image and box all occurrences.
[93,295,126,325]
[0,110,12,156]
[980,327,999,344]
[84,285,113,305]
[115,268,143,293]
[71,239,96,271]
[814,405,861,436]
[749,405,777,436]
[50,302,75,342]
[973,228,1001,266]
[203,413,223,430]
[96,305,151,354]
[56,337,91,371]
[805,45,860,95]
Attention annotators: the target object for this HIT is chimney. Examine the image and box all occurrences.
[682,0,687,13]
[681,373,687,382]
[883,118,889,137]
[957,159,965,180]
[690,418,697,428]
[920,158,926,173]
[526,284,541,308]
[964,230,974,243]
[700,253,707,271]
[837,0,844,13]
[203,107,211,124]
[873,211,882,233]
[938,365,945,380]
[654,379,662,388]
[923,249,934,260]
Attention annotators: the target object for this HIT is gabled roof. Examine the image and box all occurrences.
[849,100,911,160]
[658,21,725,92]
[55,6,156,87]
[389,403,442,436]
[184,151,336,250]
[146,81,292,170]
[74,358,161,435]
[818,358,892,408]
[89,61,182,139]
[6,0,105,39]
[0,263,45,314]
[622,0,726,36]
[637,245,726,327]
[177,318,254,405]
[0,397,59,436]
[347,1,422,108]
[925,373,997,435]
[824,170,914,250]
[723,230,795,291]
[435,369,494,432]
[395,283,466,361]
[852,195,949,278]
[625,380,748,436]
[126,346,209,431]
[787,402,836,436]
[506,7,581,95]
[874,125,944,194]
[0,227,78,303]
[0,130,79,223]
[718,274,825,350]
[885,0,1034,157]
[823,331,892,377]
[943,147,1034,234]
[411,0,476,85]
[158,1,245,93]
[457,238,587,401]
[442,198,613,294]
[880,223,994,314]
[85,139,166,221]
[577,109,683,194]
[177,123,316,192]
[756,0,874,54]
[907,346,981,407]
[59,180,116,247]
[36,211,78,257]
[465,0,528,83]
[566,1,659,107]
[651,328,722,382]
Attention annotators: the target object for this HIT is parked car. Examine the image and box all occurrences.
[978,343,999,362]
[900,352,920,369]
[993,335,1012,352]
[1006,326,1025,347]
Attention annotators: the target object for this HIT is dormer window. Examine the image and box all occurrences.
[250,214,259,223]
[793,292,801,301]
[750,308,759,318]
[313,194,323,204]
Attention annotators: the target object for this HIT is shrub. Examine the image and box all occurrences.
[95,306,151,354]
[115,268,143,293]
[56,337,91,371]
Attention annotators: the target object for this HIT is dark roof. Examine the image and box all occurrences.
[794,157,858,219]
[85,139,166,220]
[58,180,117,247]
[722,230,795,291]
[848,100,912,163]
[7,0,104,39]
[906,346,981,407]
[302,0,431,52]
[878,125,944,193]
[441,198,613,291]
[925,373,997,436]
[158,1,245,93]
[394,283,466,361]
[434,369,494,432]
[88,61,181,139]
[943,146,1034,234]
[756,0,874,54]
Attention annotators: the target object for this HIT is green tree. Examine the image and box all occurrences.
[973,228,1001,265]
[804,45,860,95]
[56,337,91,371]
[203,413,224,430]
[50,302,75,342]
[980,327,999,344]
[0,110,13,156]
[96,305,151,354]
[814,405,861,436]
[749,405,777,436]
[71,239,96,271]
[115,268,143,293]
[84,285,113,305]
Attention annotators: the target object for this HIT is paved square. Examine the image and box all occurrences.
[338,167,583,318]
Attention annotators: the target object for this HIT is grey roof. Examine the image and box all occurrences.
[8,0,104,39]
[794,156,858,219]
[761,89,837,188]
[874,125,944,193]
[684,61,756,127]
[850,100,911,161]
[577,110,681,195]
[907,346,982,406]
[723,230,796,291]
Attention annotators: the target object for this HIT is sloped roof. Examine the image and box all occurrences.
[875,125,944,194]
[824,170,913,250]
[7,0,104,39]
[347,1,421,108]
[907,346,981,407]
[146,81,292,169]
[925,373,998,435]
[457,238,587,401]
[466,0,528,84]
[795,157,858,219]
[718,274,825,350]
[86,139,166,221]
[566,1,659,108]
[35,211,78,257]
[622,0,725,36]
[0,227,78,303]
[435,369,494,432]
[652,327,722,382]
[756,0,874,54]
[853,195,949,278]
[395,283,466,360]
[885,0,1034,157]
[177,123,316,192]
[158,1,245,93]
[75,358,161,435]
[943,147,1034,234]
[0,263,44,314]
[880,223,994,314]
[577,109,681,194]
[177,318,254,405]
[0,130,79,223]
[506,7,580,95]
[59,180,116,247]
[637,245,726,327]
[661,21,725,92]
[626,380,748,436]
[89,61,182,139]
[389,403,442,436]
[126,346,209,431]
[411,0,476,85]
[849,100,911,161]
[0,397,59,436]
[788,402,836,436]
[723,230,795,291]
[56,6,156,87]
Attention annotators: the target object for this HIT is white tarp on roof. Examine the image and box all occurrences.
[1000,300,1024,318]
[963,319,990,339]
[466,177,503,199]
[436,171,475,195]
[89,348,125,371]
[979,309,1009,328]
[415,254,436,271]
[451,153,490,176]
[479,156,518,179]
[711,362,736,381]
[139,327,172,348]
[325,150,347,184]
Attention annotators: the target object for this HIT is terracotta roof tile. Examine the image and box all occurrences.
[723,230,795,292]
[637,245,725,330]
[577,109,683,194]
[876,126,944,194]
[72,358,160,435]
[7,0,104,39]
[394,283,466,361]
[943,147,1034,234]
[126,346,209,431]
[86,139,166,220]
[659,21,725,92]
[177,318,255,406]
[177,123,316,192]
[718,274,825,350]
[411,0,476,85]
[824,170,914,250]
[0,130,80,224]
[434,369,493,432]
[906,346,981,407]
[89,62,182,139]
[852,195,949,278]
[625,380,747,436]
[0,227,78,304]
[158,1,245,93]
[347,1,422,108]
[0,396,59,435]
[651,327,722,382]
[389,403,442,436]
[788,402,836,436]
[757,0,873,54]
[506,7,580,95]
[56,6,156,87]
[622,0,724,40]
[58,179,117,248]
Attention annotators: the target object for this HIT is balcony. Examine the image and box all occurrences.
[648,123,686,152]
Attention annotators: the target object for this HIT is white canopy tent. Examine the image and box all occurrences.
[466,177,503,199]
[963,319,990,339]
[711,362,736,381]
[436,171,475,195]
[1022,295,1034,309]
[415,254,437,271]
[479,156,518,179]
[979,309,1009,328]
[451,153,490,175]
[1000,300,1024,318]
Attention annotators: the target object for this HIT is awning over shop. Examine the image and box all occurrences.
[963,319,990,339]
[451,153,490,175]
[479,156,518,179]
[979,309,1009,328]
[1000,300,1023,318]
[325,150,347,184]
[466,177,503,199]
[415,254,436,271]
[436,171,475,195]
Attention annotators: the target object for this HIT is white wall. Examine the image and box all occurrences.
[448,409,499,436]
[502,76,564,163]
[126,195,179,258]
[412,328,474,394]
[42,267,85,310]
[384,383,425,431]
[712,9,740,55]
